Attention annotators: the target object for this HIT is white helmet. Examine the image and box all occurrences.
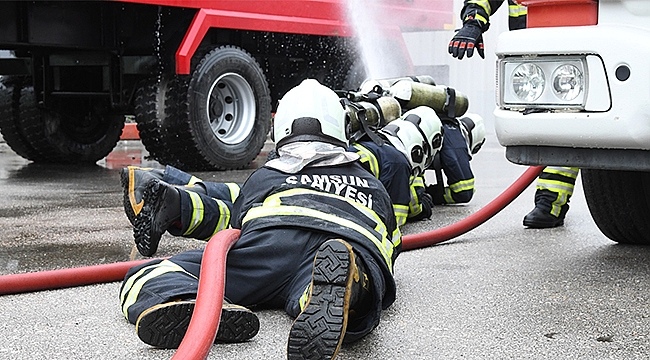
[273,79,348,149]
[380,106,443,177]
[458,113,486,156]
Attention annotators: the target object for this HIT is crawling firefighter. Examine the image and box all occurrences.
[119,78,486,249]
[119,79,486,358]
[119,79,404,359]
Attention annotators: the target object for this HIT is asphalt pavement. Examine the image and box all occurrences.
[0,134,648,360]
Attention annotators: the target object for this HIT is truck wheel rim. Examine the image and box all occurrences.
[205,72,256,145]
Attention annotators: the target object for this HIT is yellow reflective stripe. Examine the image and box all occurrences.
[184,191,204,236]
[264,188,385,232]
[473,13,488,24]
[120,260,195,318]
[187,176,202,185]
[226,182,240,202]
[411,175,424,188]
[509,4,527,17]
[442,187,454,204]
[243,199,394,270]
[468,0,491,15]
[408,180,423,216]
[209,198,231,239]
[550,192,570,216]
[393,204,409,227]
[244,205,393,270]
[353,144,380,178]
[536,179,574,217]
[298,283,311,311]
[543,166,579,180]
[391,227,402,248]
[183,193,230,238]
[449,178,475,193]
[536,179,575,195]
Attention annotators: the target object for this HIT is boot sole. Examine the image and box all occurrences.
[287,239,356,360]
[523,217,564,228]
[136,301,260,348]
[133,180,167,257]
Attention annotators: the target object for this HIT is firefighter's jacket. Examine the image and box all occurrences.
[350,140,413,226]
[231,161,401,307]
[462,0,527,31]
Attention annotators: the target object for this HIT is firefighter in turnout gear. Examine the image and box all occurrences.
[120,107,446,250]
[448,0,527,59]
[448,0,578,228]
[523,166,578,228]
[425,113,484,206]
[353,105,444,226]
[119,79,402,359]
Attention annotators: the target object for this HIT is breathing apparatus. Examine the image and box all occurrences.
[388,80,469,118]
[358,75,437,94]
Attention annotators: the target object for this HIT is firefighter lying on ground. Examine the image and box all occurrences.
[119,79,404,359]
[121,108,485,257]
[121,92,485,247]
[448,0,578,228]
[122,104,443,256]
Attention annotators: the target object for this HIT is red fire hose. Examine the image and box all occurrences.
[402,165,544,250]
[171,228,240,360]
[0,258,153,295]
[0,166,544,359]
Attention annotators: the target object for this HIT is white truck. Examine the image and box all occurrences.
[493,0,650,245]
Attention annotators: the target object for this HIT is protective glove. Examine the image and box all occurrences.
[448,21,485,60]
[426,183,446,205]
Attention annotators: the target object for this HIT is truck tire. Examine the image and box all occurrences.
[165,45,271,170]
[134,77,185,168]
[582,169,650,245]
[0,80,44,161]
[1,79,123,164]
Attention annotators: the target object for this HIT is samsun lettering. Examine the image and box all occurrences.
[285,174,373,208]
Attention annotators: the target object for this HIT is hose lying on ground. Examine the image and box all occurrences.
[403,165,544,250]
[172,228,240,360]
[0,259,153,295]
[0,166,544,360]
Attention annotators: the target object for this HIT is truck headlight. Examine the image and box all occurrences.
[512,63,545,101]
[551,64,583,101]
[499,56,587,110]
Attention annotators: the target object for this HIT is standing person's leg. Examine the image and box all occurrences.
[523,166,579,228]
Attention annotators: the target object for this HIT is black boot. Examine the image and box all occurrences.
[133,179,181,256]
[136,299,260,348]
[287,239,369,360]
[523,207,564,228]
[120,166,165,225]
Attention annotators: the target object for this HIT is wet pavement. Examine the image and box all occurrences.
[0,135,649,360]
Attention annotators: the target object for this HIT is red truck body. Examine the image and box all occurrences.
[0,0,452,170]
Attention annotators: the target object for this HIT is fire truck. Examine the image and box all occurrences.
[0,0,452,170]
[493,0,650,245]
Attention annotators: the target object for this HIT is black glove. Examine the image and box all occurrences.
[448,21,485,60]
[426,184,446,205]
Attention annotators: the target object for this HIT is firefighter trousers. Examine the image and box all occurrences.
[119,227,387,343]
